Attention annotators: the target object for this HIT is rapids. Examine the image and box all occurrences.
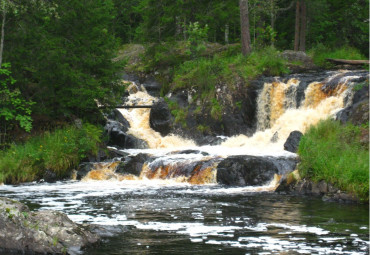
[0,70,369,254]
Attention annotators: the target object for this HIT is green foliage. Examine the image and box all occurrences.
[247,46,289,76]
[165,98,187,127]
[0,63,33,132]
[308,44,367,68]
[0,123,102,184]
[141,42,188,72]
[210,98,222,120]
[173,57,219,94]
[5,0,123,121]
[298,119,369,201]
[173,46,288,93]
[186,22,209,57]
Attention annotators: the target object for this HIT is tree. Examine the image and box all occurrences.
[240,0,252,55]
[3,0,123,122]
[293,0,306,51]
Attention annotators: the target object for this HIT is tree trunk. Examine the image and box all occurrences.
[225,23,229,44]
[294,0,300,51]
[0,1,6,68]
[298,0,306,51]
[240,0,252,56]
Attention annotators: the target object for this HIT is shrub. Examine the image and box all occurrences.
[298,119,369,201]
[0,123,102,184]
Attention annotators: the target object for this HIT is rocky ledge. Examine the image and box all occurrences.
[275,170,362,203]
[0,197,99,254]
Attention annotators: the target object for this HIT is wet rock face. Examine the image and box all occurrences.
[336,84,369,126]
[0,197,99,254]
[149,98,173,136]
[284,131,303,153]
[116,153,152,176]
[105,120,148,149]
[217,155,299,186]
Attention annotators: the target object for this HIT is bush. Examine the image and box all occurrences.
[0,123,102,184]
[298,119,369,201]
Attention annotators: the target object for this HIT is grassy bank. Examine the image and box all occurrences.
[298,119,369,201]
[308,44,368,68]
[0,123,102,184]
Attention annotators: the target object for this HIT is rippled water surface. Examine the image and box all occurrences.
[0,180,368,255]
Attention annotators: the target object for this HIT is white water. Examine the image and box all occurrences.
[115,71,359,158]
[0,71,368,254]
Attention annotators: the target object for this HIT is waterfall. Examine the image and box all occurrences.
[222,71,354,151]
[118,82,196,149]
[83,70,365,184]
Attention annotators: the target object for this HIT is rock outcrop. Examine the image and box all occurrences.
[105,120,148,149]
[275,171,361,203]
[0,197,99,254]
[116,153,152,176]
[149,98,173,136]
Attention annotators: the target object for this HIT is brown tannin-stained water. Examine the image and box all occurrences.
[0,70,368,254]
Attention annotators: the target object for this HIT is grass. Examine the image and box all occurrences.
[298,119,369,201]
[308,44,367,68]
[0,123,102,184]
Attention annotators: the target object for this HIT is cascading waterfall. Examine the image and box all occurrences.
[84,70,364,186]
[118,82,196,149]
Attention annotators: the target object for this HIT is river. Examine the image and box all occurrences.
[0,70,368,254]
[0,181,368,254]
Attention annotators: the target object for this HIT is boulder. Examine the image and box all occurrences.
[76,162,96,180]
[217,156,279,186]
[149,98,173,136]
[281,50,316,72]
[116,153,152,176]
[112,109,131,129]
[283,131,303,153]
[0,197,99,255]
[105,120,148,149]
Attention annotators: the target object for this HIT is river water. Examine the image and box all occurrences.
[0,181,368,254]
[0,70,369,254]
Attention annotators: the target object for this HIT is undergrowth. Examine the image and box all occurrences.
[0,123,102,184]
[298,119,369,201]
[308,44,367,68]
[172,46,289,96]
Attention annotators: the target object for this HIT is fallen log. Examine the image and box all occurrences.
[98,105,152,109]
[326,58,370,65]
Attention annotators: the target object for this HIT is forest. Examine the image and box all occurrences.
[0,0,368,140]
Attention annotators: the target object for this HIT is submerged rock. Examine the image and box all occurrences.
[0,197,99,254]
[283,131,303,153]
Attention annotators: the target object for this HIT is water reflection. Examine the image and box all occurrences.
[0,181,368,254]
